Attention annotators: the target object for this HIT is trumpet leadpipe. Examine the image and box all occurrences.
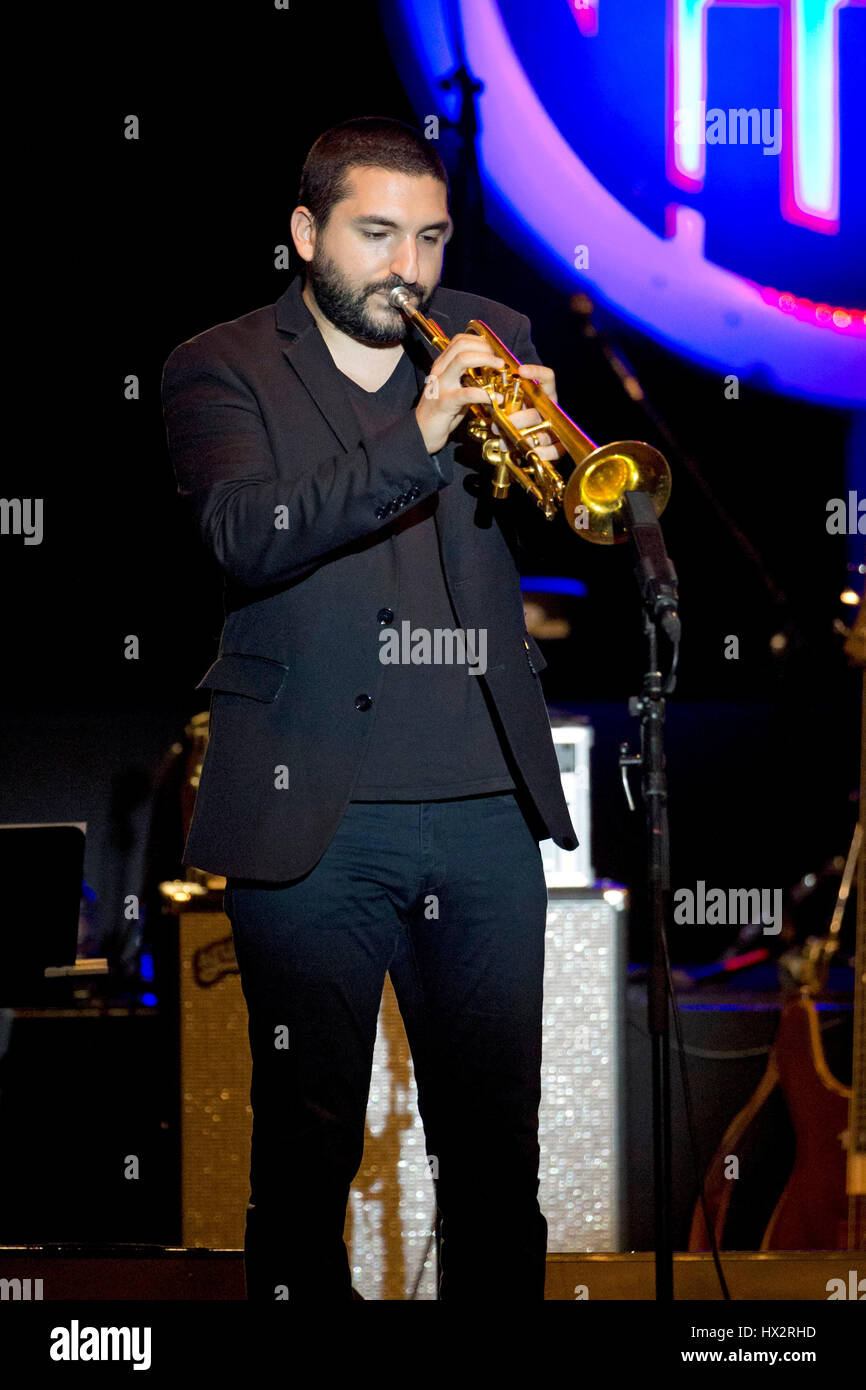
[387,286,451,352]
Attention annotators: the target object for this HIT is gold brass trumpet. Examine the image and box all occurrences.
[388,285,671,545]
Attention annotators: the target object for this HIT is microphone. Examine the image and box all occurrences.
[622,491,681,645]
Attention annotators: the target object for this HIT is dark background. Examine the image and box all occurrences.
[4,1,859,964]
[0,0,862,1264]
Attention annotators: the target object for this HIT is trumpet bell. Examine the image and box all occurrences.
[562,441,671,545]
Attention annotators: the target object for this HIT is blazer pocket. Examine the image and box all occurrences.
[524,632,548,675]
[195,652,289,702]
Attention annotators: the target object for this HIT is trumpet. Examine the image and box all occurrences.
[389,285,671,545]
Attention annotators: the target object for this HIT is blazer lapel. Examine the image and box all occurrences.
[273,279,466,567]
[275,280,363,453]
[395,301,474,579]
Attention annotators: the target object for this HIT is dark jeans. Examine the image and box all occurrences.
[224,790,549,1301]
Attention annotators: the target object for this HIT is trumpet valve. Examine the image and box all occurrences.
[481,436,512,497]
[481,437,507,464]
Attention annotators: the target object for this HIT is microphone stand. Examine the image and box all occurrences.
[618,490,681,1301]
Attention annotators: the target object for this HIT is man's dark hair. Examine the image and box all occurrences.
[297,116,450,234]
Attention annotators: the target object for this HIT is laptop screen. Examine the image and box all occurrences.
[0,823,86,1006]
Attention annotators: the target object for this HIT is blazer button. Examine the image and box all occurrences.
[377,608,394,625]
[355,694,372,711]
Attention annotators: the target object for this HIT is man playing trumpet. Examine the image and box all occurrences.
[162,115,578,1302]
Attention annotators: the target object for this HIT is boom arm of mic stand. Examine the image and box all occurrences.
[572,295,793,625]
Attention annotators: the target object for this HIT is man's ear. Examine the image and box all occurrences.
[291,206,316,262]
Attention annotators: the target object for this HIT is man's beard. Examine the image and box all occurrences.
[305,248,437,346]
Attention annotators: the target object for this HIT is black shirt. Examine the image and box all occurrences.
[340,351,517,800]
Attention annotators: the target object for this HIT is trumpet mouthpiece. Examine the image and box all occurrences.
[388,286,411,309]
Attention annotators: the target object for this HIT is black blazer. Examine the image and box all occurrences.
[161,273,579,881]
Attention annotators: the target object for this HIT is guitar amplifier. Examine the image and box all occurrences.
[174,888,628,1295]
[348,885,628,1298]
[177,910,251,1250]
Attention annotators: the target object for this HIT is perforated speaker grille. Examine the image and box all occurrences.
[178,912,251,1250]
[347,889,627,1298]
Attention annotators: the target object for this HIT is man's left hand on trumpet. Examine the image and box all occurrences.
[486,362,567,463]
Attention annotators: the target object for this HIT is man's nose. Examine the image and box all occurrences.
[390,239,420,284]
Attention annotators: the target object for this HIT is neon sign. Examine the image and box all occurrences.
[387,0,866,405]
[667,0,855,232]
